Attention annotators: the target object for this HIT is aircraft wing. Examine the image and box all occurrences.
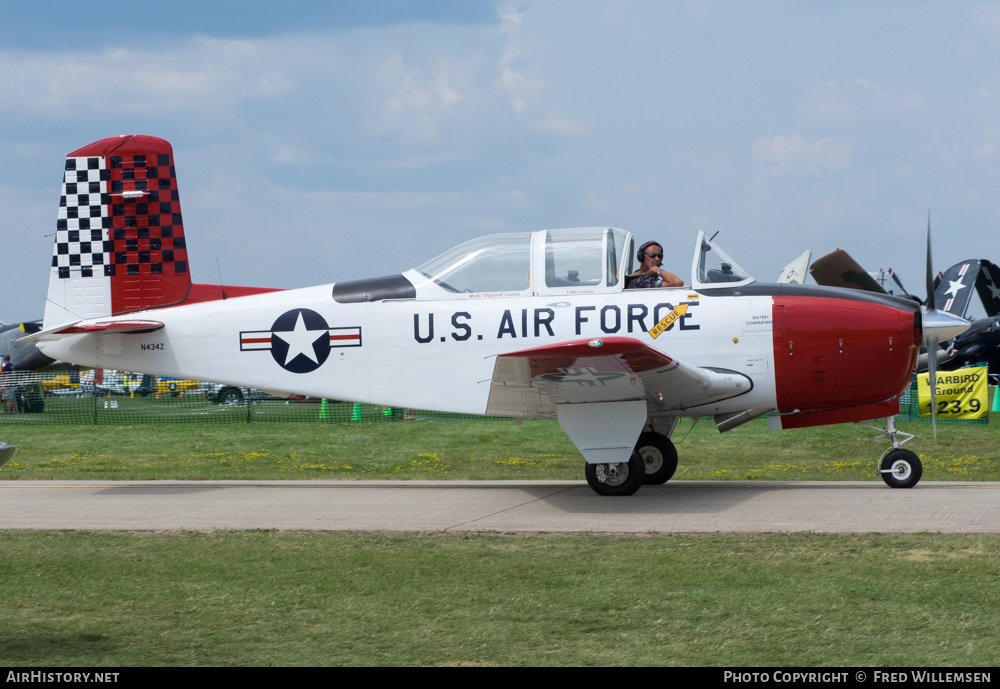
[485,336,752,418]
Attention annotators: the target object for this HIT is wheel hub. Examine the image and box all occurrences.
[638,447,663,474]
[889,460,912,480]
[595,462,629,486]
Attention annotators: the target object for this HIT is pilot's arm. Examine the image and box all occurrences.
[648,267,683,287]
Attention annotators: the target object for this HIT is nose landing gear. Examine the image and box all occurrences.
[859,416,922,488]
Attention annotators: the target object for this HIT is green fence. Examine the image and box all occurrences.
[1,370,993,426]
[0,371,485,425]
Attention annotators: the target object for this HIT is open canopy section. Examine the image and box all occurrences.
[542,227,629,290]
[690,231,756,290]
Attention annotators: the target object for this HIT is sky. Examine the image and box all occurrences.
[3,0,1000,321]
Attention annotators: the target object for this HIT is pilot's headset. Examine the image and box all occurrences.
[637,241,663,263]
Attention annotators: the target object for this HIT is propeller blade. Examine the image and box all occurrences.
[925,214,935,312]
[888,268,916,302]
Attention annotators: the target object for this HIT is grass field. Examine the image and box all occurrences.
[1,531,998,667]
[0,415,997,482]
[2,417,998,667]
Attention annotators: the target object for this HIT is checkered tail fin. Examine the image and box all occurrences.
[43,135,192,329]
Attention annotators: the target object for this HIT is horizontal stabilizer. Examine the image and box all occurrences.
[18,319,164,343]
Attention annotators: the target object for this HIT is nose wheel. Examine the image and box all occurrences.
[879,448,923,489]
[859,416,922,488]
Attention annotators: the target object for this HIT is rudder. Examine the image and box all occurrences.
[44,135,191,328]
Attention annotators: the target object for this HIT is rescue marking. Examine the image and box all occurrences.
[650,304,689,339]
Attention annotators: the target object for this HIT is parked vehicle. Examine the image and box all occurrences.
[204,384,274,405]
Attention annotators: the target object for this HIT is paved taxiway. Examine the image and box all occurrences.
[2,480,999,532]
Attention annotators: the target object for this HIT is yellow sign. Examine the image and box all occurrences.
[916,367,988,419]
[650,304,688,339]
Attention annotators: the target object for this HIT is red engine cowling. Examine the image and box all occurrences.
[772,294,920,427]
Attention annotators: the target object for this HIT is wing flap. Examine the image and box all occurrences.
[485,336,752,417]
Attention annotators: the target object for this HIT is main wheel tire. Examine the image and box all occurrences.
[217,388,244,406]
[635,432,678,485]
[584,452,646,496]
[879,448,922,488]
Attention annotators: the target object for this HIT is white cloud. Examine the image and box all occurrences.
[272,146,315,165]
[751,133,853,174]
[281,189,466,210]
[975,137,996,160]
[585,193,612,213]
[494,2,585,136]
[493,188,532,209]
[974,3,1000,42]
[622,177,661,195]
[0,37,295,113]
[806,77,923,123]
[367,52,477,145]
[497,3,536,118]
[184,168,243,209]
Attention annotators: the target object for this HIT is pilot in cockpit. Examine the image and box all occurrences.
[626,241,684,289]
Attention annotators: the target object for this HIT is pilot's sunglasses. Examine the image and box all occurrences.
[645,252,663,258]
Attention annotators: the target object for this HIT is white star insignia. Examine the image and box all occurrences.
[273,312,325,365]
[984,273,1000,303]
[944,278,966,298]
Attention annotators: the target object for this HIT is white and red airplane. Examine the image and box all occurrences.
[25,135,971,495]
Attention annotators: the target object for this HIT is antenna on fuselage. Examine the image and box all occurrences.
[216,257,228,300]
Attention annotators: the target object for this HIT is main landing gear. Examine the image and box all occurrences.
[584,432,679,496]
[584,452,646,496]
[635,432,678,485]
[860,416,922,489]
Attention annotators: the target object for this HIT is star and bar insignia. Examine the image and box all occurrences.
[240,308,361,373]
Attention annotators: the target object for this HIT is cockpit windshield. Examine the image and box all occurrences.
[413,227,630,295]
[690,231,755,289]
[416,233,531,293]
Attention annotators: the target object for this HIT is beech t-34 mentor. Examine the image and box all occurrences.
[26,135,971,495]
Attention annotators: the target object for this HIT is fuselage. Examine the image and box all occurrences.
[36,280,920,423]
